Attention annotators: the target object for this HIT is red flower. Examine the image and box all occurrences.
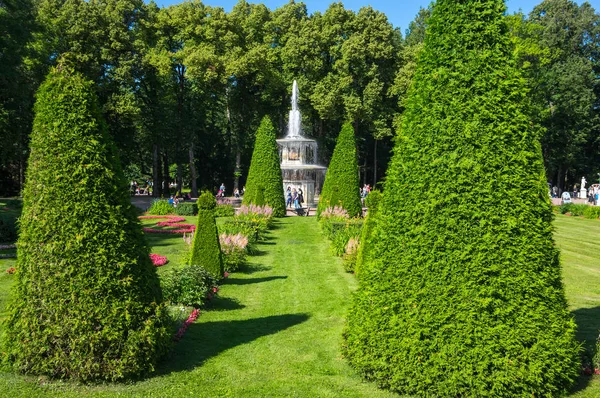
[6,267,16,274]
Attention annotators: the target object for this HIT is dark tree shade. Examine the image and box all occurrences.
[317,122,362,218]
[190,191,224,279]
[2,67,170,381]
[243,116,286,217]
[343,1,580,396]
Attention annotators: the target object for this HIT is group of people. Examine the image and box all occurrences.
[217,183,245,198]
[286,186,304,209]
[130,180,152,196]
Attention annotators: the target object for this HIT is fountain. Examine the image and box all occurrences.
[277,81,326,206]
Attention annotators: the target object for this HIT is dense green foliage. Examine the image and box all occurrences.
[354,190,382,277]
[2,68,170,381]
[161,264,217,308]
[190,191,224,279]
[174,202,197,216]
[148,199,175,215]
[344,1,580,396]
[317,123,362,218]
[559,203,588,216]
[214,204,235,217]
[242,117,285,217]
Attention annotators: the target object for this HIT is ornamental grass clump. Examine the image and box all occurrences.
[219,233,249,272]
[317,123,362,218]
[148,199,174,215]
[355,190,382,277]
[243,116,286,217]
[343,1,580,396]
[190,191,224,279]
[2,67,170,381]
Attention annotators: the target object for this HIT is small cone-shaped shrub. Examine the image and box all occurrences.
[317,123,361,218]
[354,190,382,278]
[2,67,170,381]
[190,191,224,279]
[243,116,285,217]
[343,1,580,396]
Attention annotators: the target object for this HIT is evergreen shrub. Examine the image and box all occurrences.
[317,123,362,218]
[343,1,580,395]
[2,67,170,381]
[355,190,382,277]
[162,264,217,308]
[175,202,197,216]
[148,199,174,215]
[559,203,587,216]
[583,206,600,219]
[243,117,285,217]
[190,191,224,279]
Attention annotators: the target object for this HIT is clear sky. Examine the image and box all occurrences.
[151,0,600,35]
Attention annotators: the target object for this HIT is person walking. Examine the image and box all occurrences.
[286,186,292,208]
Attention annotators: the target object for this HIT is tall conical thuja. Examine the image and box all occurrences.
[243,116,286,217]
[2,68,170,380]
[317,122,362,218]
[343,1,580,396]
[190,191,224,279]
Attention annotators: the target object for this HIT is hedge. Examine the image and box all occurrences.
[343,1,580,396]
[2,67,170,381]
[317,122,362,218]
[190,191,224,279]
[243,116,286,217]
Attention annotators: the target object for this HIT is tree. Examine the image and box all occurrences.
[243,116,286,217]
[510,0,600,190]
[317,122,361,218]
[190,191,224,279]
[2,67,170,381]
[0,0,36,195]
[343,0,580,395]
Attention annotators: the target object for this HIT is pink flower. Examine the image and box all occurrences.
[223,272,230,278]
[173,308,201,341]
[149,253,169,267]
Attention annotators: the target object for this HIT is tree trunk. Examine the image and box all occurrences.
[556,165,563,192]
[176,162,183,196]
[152,144,161,198]
[234,150,241,191]
[189,144,198,197]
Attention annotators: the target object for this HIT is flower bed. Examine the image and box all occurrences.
[150,253,168,267]
[174,308,200,341]
[139,215,195,234]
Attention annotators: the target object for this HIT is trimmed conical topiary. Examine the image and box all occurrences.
[343,1,580,396]
[190,191,224,279]
[354,190,382,278]
[243,116,285,217]
[2,67,170,381]
[317,122,361,218]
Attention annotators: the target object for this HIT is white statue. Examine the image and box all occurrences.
[581,177,587,190]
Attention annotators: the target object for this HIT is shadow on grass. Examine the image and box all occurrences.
[239,264,272,274]
[204,296,245,311]
[569,306,600,394]
[160,313,309,374]
[224,276,287,285]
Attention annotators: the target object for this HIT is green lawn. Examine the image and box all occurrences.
[0,214,599,396]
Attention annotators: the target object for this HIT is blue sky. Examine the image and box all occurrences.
[151,0,600,34]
